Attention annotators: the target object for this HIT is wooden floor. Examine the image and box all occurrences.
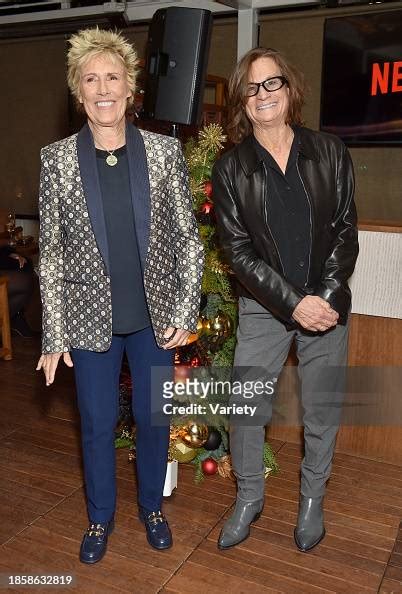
[1,337,402,593]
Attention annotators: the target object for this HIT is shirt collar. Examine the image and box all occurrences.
[238,126,319,176]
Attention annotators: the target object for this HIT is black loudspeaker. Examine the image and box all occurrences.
[142,7,213,126]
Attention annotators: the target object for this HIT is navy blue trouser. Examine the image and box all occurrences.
[71,326,173,523]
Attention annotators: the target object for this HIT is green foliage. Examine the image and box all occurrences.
[114,436,133,448]
[201,267,233,302]
[194,461,205,484]
[218,425,229,451]
[183,136,196,160]
[114,428,134,449]
[211,335,237,368]
[191,448,207,483]
[263,442,280,475]
[198,225,215,249]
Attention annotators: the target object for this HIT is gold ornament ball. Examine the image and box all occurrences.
[170,438,198,463]
[180,421,209,448]
[198,316,212,336]
[196,317,204,334]
[210,312,232,339]
[186,317,207,343]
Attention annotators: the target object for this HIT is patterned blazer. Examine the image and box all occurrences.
[38,123,204,353]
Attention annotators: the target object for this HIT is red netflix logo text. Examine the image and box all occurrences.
[371,61,402,95]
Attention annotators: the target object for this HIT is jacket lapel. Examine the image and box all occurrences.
[77,124,110,274]
[296,127,320,162]
[238,134,262,176]
[126,124,151,270]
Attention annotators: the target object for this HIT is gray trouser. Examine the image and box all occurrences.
[230,296,349,501]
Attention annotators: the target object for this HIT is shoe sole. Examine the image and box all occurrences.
[217,511,262,550]
[80,550,107,565]
[79,520,115,564]
[145,534,173,551]
[294,527,326,552]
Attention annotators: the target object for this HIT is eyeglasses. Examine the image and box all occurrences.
[245,75,288,97]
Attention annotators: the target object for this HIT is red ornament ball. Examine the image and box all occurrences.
[190,355,202,368]
[201,458,218,475]
[204,180,213,198]
[200,200,213,215]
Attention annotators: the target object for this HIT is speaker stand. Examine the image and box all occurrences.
[170,123,179,138]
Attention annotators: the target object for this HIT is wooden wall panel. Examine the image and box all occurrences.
[336,314,402,465]
[0,37,69,215]
[268,314,402,465]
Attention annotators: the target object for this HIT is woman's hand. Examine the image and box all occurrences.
[10,253,27,268]
[36,352,74,386]
[163,326,191,349]
[292,296,338,332]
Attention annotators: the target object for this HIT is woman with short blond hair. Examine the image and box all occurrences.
[37,27,204,563]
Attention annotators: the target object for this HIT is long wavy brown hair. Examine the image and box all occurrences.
[227,47,306,144]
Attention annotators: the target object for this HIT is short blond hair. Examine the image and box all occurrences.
[67,27,139,108]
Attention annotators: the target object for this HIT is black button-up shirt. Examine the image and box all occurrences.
[253,130,312,289]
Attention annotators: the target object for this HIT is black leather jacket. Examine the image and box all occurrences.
[212,127,359,325]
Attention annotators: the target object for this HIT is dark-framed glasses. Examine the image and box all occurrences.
[245,75,288,97]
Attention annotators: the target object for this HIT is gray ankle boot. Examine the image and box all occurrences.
[294,495,325,552]
[218,498,264,550]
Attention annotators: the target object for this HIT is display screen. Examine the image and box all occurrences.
[320,11,402,145]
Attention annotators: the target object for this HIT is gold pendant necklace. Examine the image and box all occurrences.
[96,140,120,166]
[106,152,118,167]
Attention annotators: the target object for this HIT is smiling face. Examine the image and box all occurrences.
[244,56,289,132]
[78,52,132,130]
